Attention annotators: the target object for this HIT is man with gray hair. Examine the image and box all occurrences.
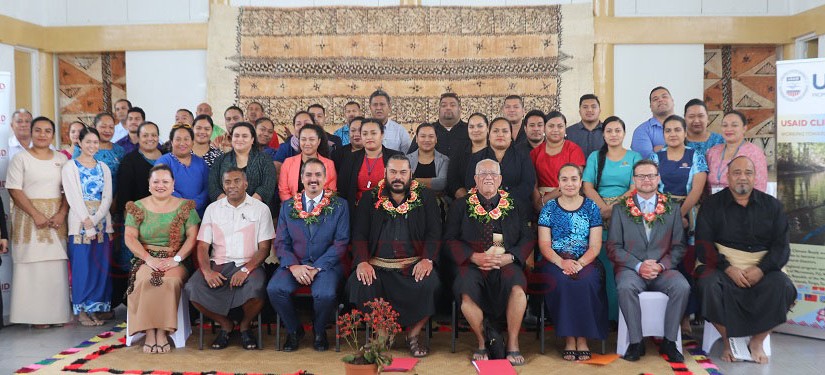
[347,154,440,358]
[8,109,33,161]
[696,156,795,364]
[445,159,534,365]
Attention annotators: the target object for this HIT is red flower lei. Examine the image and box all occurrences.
[290,190,336,224]
[373,179,423,217]
[467,188,514,223]
[623,190,671,226]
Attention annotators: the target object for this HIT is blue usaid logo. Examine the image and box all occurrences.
[779,69,807,101]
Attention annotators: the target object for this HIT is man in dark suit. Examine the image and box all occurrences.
[608,159,688,362]
[266,158,350,352]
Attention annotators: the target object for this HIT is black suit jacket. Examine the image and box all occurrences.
[336,147,403,221]
[444,196,534,267]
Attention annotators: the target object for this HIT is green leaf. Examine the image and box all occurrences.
[341,354,356,363]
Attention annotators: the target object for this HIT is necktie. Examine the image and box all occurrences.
[307,199,316,236]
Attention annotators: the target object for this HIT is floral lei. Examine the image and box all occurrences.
[373,179,423,217]
[290,190,337,224]
[623,190,672,226]
[467,188,514,223]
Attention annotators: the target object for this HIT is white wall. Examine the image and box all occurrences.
[0,42,15,325]
[125,50,207,142]
[616,0,825,16]
[0,0,209,26]
[613,44,705,148]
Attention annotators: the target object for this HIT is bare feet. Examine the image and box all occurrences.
[78,312,100,327]
[681,316,693,335]
[143,329,157,354]
[748,340,769,364]
[720,339,736,362]
[155,331,172,354]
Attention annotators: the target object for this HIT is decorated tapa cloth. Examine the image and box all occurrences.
[207,4,594,136]
[9,198,72,325]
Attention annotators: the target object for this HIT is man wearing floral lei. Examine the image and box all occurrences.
[267,158,350,352]
[607,159,688,363]
[445,159,534,366]
[347,154,441,358]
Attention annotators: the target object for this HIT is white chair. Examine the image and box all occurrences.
[126,291,192,348]
[617,291,683,355]
[702,321,771,356]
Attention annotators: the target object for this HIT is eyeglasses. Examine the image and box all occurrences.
[633,173,659,180]
[476,171,501,178]
[172,123,192,129]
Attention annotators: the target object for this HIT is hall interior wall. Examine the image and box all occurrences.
[1,0,824,141]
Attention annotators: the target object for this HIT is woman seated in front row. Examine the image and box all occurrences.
[538,163,607,362]
[124,164,200,354]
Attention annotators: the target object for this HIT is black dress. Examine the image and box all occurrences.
[118,150,156,212]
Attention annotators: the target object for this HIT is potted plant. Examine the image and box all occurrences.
[337,298,402,375]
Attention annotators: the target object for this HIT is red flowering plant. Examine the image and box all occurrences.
[337,298,402,369]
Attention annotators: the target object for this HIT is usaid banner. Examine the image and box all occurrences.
[776,59,825,339]
[0,71,11,325]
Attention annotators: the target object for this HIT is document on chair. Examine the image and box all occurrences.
[728,337,755,361]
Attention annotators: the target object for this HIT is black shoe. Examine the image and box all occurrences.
[659,339,684,363]
[313,331,329,352]
[282,326,305,352]
[623,342,646,361]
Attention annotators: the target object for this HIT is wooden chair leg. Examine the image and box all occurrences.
[539,303,546,355]
[451,300,457,353]
[198,310,204,350]
[257,313,263,350]
[275,313,281,351]
[335,304,343,352]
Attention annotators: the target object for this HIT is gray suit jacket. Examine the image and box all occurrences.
[607,196,685,273]
[407,150,450,192]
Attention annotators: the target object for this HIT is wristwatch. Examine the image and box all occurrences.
[240,266,251,274]
[173,255,183,263]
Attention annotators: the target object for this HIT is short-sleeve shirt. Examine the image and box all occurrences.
[198,194,275,266]
[125,200,200,247]
[6,150,68,199]
[530,140,586,188]
[538,198,602,259]
[582,149,643,198]
[650,147,708,196]
[686,132,724,159]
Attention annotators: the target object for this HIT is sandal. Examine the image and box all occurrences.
[562,349,577,361]
[241,330,258,350]
[577,350,592,361]
[211,330,231,350]
[157,343,171,354]
[506,351,525,366]
[472,348,489,361]
[407,335,429,358]
[142,344,155,354]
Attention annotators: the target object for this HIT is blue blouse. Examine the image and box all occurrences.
[538,198,603,259]
[650,147,708,196]
[74,144,125,194]
[156,153,209,217]
[75,160,105,201]
[686,132,724,158]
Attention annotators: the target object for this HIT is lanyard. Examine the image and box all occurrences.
[365,153,383,188]
[716,140,745,182]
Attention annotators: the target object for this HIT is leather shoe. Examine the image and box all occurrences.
[313,331,329,352]
[282,327,305,352]
[623,342,646,361]
[659,339,684,362]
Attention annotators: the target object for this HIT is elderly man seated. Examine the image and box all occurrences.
[444,159,534,366]
[696,156,796,364]
[186,168,275,350]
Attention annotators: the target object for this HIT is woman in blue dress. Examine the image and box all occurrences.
[538,163,606,362]
[62,127,114,326]
[650,114,708,333]
[74,113,125,193]
[683,99,724,158]
[156,124,209,217]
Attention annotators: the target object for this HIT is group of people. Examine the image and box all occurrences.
[0,86,794,366]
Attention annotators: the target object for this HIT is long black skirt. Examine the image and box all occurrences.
[347,266,440,327]
[453,264,526,322]
[697,267,796,337]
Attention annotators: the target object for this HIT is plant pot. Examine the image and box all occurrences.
[344,362,378,375]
